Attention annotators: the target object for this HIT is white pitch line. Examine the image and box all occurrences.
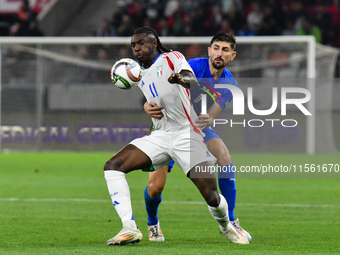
[0,198,108,202]
[0,198,338,208]
[237,202,338,208]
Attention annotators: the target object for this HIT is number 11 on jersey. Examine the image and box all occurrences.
[149,82,159,98]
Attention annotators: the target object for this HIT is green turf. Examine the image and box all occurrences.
[0,152,339,254]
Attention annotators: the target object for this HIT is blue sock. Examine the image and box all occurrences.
[218,163,236,221]
[144,186,162,226]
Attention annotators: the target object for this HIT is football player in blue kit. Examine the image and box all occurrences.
[144,33,252,242]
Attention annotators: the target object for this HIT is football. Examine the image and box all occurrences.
[110,58,142,89]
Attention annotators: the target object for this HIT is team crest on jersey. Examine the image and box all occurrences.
[156,66,163,78]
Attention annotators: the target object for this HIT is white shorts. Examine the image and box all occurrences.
[130,129,215,175]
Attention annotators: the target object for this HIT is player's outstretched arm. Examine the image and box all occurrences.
[168,70,198,89]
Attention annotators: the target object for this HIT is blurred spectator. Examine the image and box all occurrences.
[143,17,153,28]
[86,31,101,60]
[282,18,296,35]
[97,48,108,61]
[155,18,172,36]
[0,21,11,36]
[79,47,95,83]
[112,1,127,30]
[246,2,264,33]
[9,22,22,36]
[237,23,256,36]
[221,0,243,14]
[16,0,33,20]
[185,44,205,60]
[95,49,111,83]
[312,4,334,45]
[26,20,44,36]
[211,5,223,32]
[172,2,187,35]
[181,13,192,36]
[296,16,322,43]
[5,47,29,87]
[12,0,35,36]
[225,3,245,35]
[63,45,80,85]
[128,1,147,29]
[267,0,285,32]
[286,0,306,31]
[97,18,115,37]
[117,46,132,60]
[217,19,235,35]
[188,9,204,36]
[95,20,115,59]
[258,5,279,35]
[164,0,179,17]
[59,0,340,47]
[117,14,135,36]
[145,0,161,22]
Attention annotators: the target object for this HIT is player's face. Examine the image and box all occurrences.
[208,41,236,70]
[131,33,157,67]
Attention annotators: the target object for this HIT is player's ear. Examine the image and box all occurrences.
[208,47,211,57]
[231,51,237,61]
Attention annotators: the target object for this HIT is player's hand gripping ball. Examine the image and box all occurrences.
[110,58,142,89]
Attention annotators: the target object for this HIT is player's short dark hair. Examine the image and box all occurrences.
[133,26,171,53]
[210,33,236,51]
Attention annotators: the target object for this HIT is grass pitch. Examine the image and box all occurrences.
[0,152,339,254]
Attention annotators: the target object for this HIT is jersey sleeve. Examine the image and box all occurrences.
[218,89,233,110]
[167,51,194,74]
[188,58,204,77]
[217,75,239,111]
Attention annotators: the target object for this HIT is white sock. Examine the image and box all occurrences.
[208,194,229,231]
[104,170,137,230]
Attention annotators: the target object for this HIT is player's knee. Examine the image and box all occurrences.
[205,191,220,207]
[217,155,232,166]
[104,158,124,171]
[148,182,164,198]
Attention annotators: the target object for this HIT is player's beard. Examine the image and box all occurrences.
[212,58,226,70]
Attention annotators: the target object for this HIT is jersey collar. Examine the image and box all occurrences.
[152,53,162,65]
[142,53,162,70]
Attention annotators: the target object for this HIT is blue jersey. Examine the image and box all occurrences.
[188,58,238,114]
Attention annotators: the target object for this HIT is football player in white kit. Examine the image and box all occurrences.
[103,27,249,246]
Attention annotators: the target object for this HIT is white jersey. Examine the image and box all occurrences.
[138,51,200,133]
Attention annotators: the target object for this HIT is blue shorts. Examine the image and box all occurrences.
[142,159,175,172]
[202,126,221,142]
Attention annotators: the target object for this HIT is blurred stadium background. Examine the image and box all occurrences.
[0,0,339,154]
[1,2,340,254]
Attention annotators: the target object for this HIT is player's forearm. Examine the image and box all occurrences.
[168,70,199,89]
[207,104,222,121]
[179,70,198,89]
